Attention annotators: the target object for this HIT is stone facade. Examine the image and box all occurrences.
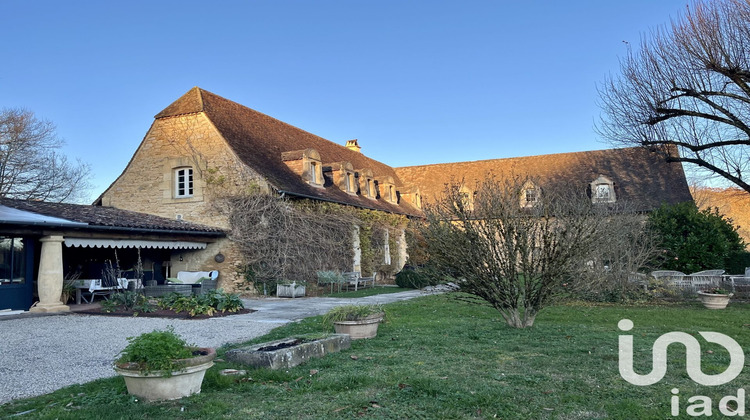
[100,114,268,230]
[100,114,267,291]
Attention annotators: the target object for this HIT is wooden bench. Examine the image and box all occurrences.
[343,272,376,291]
[358,274,376,289]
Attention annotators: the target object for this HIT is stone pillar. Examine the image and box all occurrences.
[352,225,361,273]
[397,228,407,271]
[29,235,70,313]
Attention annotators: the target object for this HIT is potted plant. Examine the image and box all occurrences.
[113,327,216,401]
[323,304,385,339]
[276,280,306,298]
[697,287,733,309]
[60,279,77,304]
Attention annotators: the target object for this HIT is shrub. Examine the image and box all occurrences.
[101,290,153,314]
[647,202,747,273]
[395,265,438,289]
[157,290,244,317]
[726,250,750,275]
[200,289,244,313]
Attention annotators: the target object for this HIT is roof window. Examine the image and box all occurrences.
[590,175,616,203]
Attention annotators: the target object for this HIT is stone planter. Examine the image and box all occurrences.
[114,347,216,401]
[333,312,385,339]
[697,291,732,309]
[225,334,350,369]
[277,283,306,298]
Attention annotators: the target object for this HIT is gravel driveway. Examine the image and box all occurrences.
[0,288,436,404]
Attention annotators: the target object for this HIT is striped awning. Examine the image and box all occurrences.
[64,238,207,249]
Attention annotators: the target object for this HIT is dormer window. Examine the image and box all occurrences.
[358,169,375,199]
[400,186,422,208]
[520,181,539,208]
[281,148,323,187]
[310,162,319,184]
[525,188,538,204]
[590,175,616,203]
[377,176,397,203]
[458,185,474,211]
[324,161,356,194]
[345,171,356,194]
[175,167,193,198]
[595,184,610,199]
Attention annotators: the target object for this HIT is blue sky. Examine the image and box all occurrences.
[1,0,690,202]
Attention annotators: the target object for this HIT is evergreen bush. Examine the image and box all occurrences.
[647,202,747,273]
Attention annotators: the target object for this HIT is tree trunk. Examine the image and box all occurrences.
[499,307,537,328]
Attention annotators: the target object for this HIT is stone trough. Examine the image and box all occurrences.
[225,334,351,370]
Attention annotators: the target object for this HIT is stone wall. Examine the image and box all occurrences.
[100,113,268,230]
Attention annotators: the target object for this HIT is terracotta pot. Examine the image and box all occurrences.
[114,347,216,401]
[697,291,732,310]
[333,313,384,339]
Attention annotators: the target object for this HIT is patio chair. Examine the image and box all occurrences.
[686,269,724,292]
[650,270,686,284]
[88,277,128,301]
[650,270,686,280]
[724,267,750,296]
[194,271,219,295]
[650,270,689,295]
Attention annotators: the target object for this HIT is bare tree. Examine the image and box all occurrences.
[597,0,750,193]
[227,193,355,292]
[422,177,620,328]
[575,207,660,301]
[0,108,91,202]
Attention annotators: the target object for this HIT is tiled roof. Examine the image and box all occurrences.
[0,198,224,234]
[395,147,693,212]
[156,88,422,217]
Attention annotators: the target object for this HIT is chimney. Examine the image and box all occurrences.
[345,139,361,153]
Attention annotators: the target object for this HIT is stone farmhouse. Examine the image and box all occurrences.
[0,87,693,312]
[94,87,422,293]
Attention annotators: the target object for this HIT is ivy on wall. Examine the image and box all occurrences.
[226,193,409,292]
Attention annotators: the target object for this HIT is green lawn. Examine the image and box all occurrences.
[323,286,412,298]
[3,295,749,419]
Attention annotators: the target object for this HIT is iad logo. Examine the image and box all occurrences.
[618,319,746,417]
[618,319,744,386]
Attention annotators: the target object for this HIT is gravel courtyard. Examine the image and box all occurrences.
[0,289,434,404]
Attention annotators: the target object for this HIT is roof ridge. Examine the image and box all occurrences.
[154,86,207,119]
[394,147,642,170]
